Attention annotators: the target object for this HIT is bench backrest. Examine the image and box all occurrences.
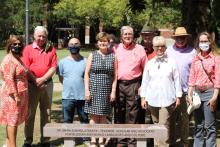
[44,123,167,139]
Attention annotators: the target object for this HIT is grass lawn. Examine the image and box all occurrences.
[0,48,92,147]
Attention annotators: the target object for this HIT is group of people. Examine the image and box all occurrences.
[0,24,219,147]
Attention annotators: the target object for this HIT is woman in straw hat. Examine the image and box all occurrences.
[188,32,220,147]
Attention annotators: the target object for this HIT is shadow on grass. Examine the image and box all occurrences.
[31,138,63,147]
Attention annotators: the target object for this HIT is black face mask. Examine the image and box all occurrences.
[10,46,23,54]
[68,45,80,54]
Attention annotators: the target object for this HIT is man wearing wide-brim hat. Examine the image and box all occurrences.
[166,27,196,147]
[172,27,191,37]
[137,24,159,60]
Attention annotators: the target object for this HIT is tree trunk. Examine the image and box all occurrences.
[182,0,214,42]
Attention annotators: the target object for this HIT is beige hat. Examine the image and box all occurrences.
[172,27,190,37]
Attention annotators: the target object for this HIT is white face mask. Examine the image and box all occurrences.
[199,43,210,51]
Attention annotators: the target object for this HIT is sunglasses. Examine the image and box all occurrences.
[12,43,22,46]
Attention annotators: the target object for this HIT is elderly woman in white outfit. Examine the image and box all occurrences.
[140,36,182,147]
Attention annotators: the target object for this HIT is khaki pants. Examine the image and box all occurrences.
[24,81,53,144]
[148,103,176,147]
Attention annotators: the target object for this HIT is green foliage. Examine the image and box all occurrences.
[101,0,128,27]
[128,0,146,13]
[125,0,181,31]
[151,3,182,28]
[53,0,128,28]
[0,0,58,45]
[0,0,24,45]
[212,0,220,29]
[53,0,181,33]
[53,0,80,26]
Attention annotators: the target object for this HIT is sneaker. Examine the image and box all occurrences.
[2,144,7,147]
[22,143,32,147]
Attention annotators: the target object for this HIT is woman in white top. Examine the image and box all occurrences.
[140,36,182,146]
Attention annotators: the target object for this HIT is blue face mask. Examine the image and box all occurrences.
[68,45,80,54]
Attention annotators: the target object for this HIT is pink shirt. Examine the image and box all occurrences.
[113,43,146,80]
[22,42,57,78]
[188,52,220,88]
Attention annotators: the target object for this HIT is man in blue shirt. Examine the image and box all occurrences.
[57,38,89,125]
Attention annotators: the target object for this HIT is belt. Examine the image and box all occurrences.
[118,76,142,85]
[195,85,213,92]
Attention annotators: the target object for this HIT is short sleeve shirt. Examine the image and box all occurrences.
[58,56,87,100]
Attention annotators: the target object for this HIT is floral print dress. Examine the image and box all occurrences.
[0,54,29,126]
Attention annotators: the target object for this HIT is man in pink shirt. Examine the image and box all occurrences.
[22,26,57,147]
[113,26,146,147]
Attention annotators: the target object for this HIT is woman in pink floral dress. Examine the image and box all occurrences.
[0,36,34,147]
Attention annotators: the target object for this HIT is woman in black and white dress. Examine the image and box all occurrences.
[84,32,117,147]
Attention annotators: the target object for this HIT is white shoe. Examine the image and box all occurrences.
[3,144,7,147]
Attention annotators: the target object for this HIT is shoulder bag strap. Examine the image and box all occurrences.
[199,57,214,84]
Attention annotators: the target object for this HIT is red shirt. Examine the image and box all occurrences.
[147,51,156,61]
[22,42,57,78]
[113,43,146,80]
[188,52,220,88]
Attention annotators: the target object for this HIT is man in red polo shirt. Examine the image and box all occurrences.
[22,26,57,147]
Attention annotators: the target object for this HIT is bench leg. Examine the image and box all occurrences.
[64,138,75,147]
[137,139,147,147]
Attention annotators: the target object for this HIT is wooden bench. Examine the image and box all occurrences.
[44,123,167,147]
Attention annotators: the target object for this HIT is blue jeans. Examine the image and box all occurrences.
[62,99,89,124]
[193,101,216,147]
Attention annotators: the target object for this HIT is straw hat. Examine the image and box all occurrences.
[172,27,190,37]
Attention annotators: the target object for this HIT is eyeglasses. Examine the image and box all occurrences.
[199,40,209,43]
[12,43,22,46]
[123,33,133,36]
[153,45,166,50]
